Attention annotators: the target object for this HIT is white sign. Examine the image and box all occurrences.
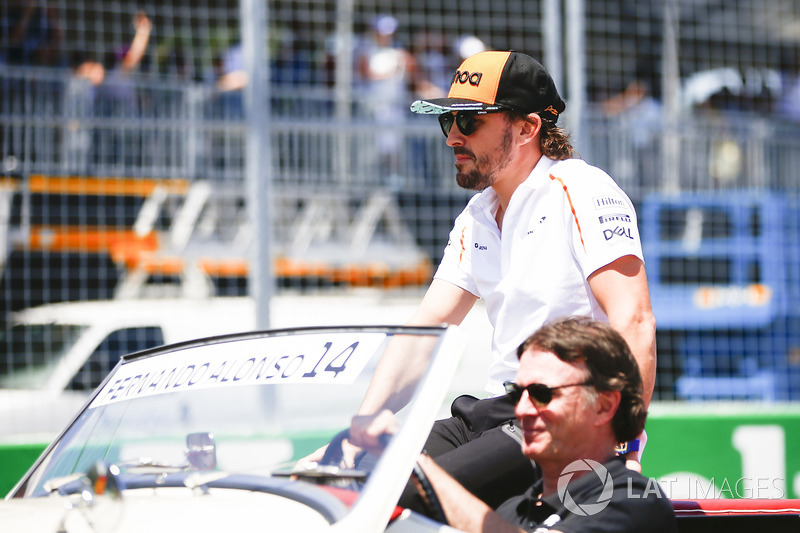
[91,332,387,408]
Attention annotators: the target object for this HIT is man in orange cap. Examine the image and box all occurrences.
[335,50,655,514]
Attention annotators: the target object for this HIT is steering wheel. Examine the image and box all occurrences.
[319,428,351,467]
[319,429,447,524]
[411,460,448,525]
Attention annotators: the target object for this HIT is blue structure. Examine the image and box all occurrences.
[642,190,800,401]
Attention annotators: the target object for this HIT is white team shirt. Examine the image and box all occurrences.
[435,156,644,394]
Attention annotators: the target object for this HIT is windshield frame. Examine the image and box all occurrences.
[6,324,464,530]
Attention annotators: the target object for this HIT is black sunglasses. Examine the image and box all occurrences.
[438,110,505,137]
[503,380,594,407]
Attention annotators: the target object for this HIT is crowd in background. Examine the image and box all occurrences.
[4,1,800,122]
[3,1,800,187]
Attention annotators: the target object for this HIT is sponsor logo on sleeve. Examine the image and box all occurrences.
[598,213,631,225]
[603,226,634,241]
[593,196,628,211]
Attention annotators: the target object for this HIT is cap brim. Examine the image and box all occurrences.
[410,98,506,115]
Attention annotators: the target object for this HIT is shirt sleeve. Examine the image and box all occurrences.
[563,168,644,279]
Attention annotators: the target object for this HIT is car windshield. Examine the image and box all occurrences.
[13,325,462,528]
[0,324,88,389]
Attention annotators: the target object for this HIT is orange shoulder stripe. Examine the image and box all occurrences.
[549,174,585,251]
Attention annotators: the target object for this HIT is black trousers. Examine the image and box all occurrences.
[397,394,539,514]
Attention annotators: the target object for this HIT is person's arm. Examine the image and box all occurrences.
[348,279,477,449]
[588,255,656,407]
[588,255,655,471]
[416,453,527,533]
[121,11,152,72]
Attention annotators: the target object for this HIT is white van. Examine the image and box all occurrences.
[0,295,490,441]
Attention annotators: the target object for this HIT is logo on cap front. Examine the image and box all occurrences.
[446,51,510,105]
[452,70,483,87]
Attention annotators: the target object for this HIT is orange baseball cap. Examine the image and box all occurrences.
[410,50,565,122]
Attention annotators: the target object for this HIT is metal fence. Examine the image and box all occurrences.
[1,0,800,407]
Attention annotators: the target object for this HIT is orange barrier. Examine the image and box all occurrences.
[29,226,158,258]
[277,256,432,288]
[18,175,432,287]
[28,175,190,196]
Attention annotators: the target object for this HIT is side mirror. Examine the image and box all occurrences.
[186,432,217,470]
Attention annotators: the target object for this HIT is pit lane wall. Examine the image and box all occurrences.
[3,405,800,499]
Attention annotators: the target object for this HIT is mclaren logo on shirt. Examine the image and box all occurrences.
[603,226,634,241]
[526,216,547,237]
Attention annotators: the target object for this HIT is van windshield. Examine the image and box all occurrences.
[0,324,88,389]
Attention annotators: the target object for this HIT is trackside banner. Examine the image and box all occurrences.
[644,405,800,500]
[90,332,386,408]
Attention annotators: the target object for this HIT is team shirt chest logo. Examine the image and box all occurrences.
[525,216,548,237]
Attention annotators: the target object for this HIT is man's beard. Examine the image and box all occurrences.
[454,128,514,191]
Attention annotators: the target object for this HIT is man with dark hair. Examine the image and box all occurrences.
[515,316,648,445]
[309,50,655,514]
[417,317,676,532]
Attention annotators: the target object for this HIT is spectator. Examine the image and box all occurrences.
[356,14,415,186]
[97,10,153,168]
[452,34,487,64]
[212,42,246,120]
[777,46,800,122]
[409,31,450,99]
[62,51,105,172]
[600,58,663,188]
[3,0,63,67]
[101,10,153,116]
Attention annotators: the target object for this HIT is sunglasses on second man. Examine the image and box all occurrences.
[438,109,506,137]
[503,380,594,408]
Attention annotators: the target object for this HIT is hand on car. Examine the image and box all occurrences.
[348,409,398,453]
[297,409,397,469]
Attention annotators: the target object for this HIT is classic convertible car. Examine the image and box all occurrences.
[2,325,464,531]
[2,324,799,532]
